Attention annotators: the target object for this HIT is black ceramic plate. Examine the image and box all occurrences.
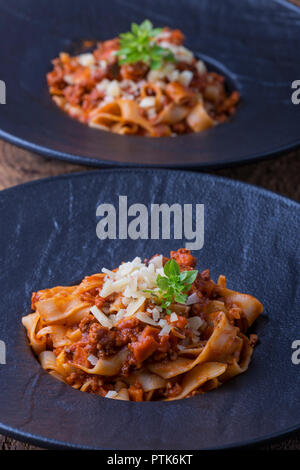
[0,169,299,450]
[0,0,300,168]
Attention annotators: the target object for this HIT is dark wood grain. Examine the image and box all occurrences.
[0,138,299,450]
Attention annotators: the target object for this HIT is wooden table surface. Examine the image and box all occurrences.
[0,139,299,450]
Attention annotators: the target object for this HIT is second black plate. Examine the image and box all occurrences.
[0,169,299,449]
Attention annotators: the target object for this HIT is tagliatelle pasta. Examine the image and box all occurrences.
[47,22,240,137]
[22,249,263,401]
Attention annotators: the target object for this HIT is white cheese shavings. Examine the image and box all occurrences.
[87,354,98,366]
[99,256,172,325]
[105,391,118,398]
[136,312,159,326]
[170,313,178,323]
[64,74,75,85]
[102,268,116,278]
[147,63,176,82]
[90,305,114,329]
[125,297,145,318]
[167,69,180,82]
[96,79,110,92]
[196,60,207,75]
[159,42,194,64]
[98,60,107,69]
[107,80,121,98]
[78,53,95,67]
[139,97,156,108]
[159,323,172,336]
[188,316,204,331]
[178,70,193,87]
[152,307,161,322]
[100,257,163,303]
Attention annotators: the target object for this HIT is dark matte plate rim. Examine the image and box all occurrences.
[1,414,299,451]
[1,167,299,209]
[0,168,299,450]
[1,127,300,170]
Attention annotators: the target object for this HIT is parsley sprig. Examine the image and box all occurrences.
[117,20,176,70]
[146,259,198,314]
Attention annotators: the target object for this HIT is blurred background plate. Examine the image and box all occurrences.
[0,0,300,168]
[0,169,299,449]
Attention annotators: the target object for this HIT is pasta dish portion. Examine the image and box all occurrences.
[47,20,240,137]
[22,249,263,401]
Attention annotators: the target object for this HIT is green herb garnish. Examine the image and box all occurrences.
[146,259,198,314]
[117,19,176,70]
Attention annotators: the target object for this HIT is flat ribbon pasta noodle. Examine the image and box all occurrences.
[217,287,264,329]
[178,347,204,356]
[36,325,72,348]
[113,388,130,401]
[149,312,241,379]
[39,350,67,377]
[72,347,128,376]
[154,102,189,125]
[219,333,254,383]
[166,362,227,401]
[80,380,94,392]
[148,357,195,379]
[127,370,167,391]
[186,102,215,132]
[66,328,82,342]
[36,295,90,325]
[192,311,242,365]
[49,371,66,383]
[117,99,157,136]
[205,300,228,315]
[165,82,196,106]
[140,83,163,109]
[32,285,77,308]
[74,273,105,294]
[111,122,139,135]
[90,99,157,136]
[22,313,46,355]
[89,101,122,130]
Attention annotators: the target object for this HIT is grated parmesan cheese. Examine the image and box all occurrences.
[167,69,180,82]
[98,256,174,330]
[170,313,178,323]
[178,70,193,87]
[188,316,204,331]
[98,60,107,69]
[159,42,194,64]
[147,63,176,82]
[96,79,110,92]
[105,390,118,398]
[139,97,156,108]
[78,53,95,67]
[88,354,98,366]
[64,74,74,85]
[125,297,145,318]
[107,80,121,98]
[152,307,161,322]
[90,305,114,329]
[196,60,207,75]
[159,323,172,336]
[136,312,158,326]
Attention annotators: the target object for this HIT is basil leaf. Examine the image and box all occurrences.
[174,293,187,304]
